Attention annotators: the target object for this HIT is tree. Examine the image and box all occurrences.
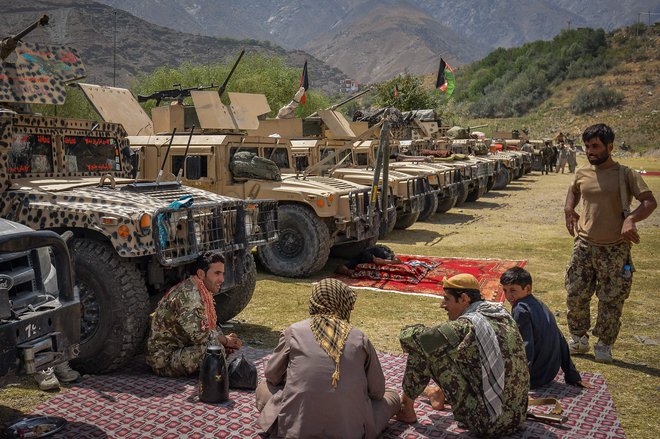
[374,74,441,112]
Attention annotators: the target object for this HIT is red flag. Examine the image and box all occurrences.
[394,84,399,98]
[299,60,309,105]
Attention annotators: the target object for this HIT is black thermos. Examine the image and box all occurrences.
[199,345,229,403]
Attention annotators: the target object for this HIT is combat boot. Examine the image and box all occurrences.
[34,368,60,391]
[54,361,81,383]
[568,334,589,354]
[594,342,613,364]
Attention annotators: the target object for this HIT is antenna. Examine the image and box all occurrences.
[156,128,177,184]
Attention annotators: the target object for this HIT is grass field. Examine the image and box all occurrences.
[1,155,658,438]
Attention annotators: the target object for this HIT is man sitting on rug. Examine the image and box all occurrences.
[335,244,401,276]
[256,278,401,439]
[397,273,529,437]
[500,267,592,389]
[146,251,243,377]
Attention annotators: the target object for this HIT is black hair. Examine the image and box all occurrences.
[500,267,532,288]
[582,123,615,146]
[444,288,483,304]
[195,251,225,274]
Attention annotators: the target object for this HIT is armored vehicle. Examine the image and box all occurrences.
[89,85,379,278]
[0,220,79,385]
[0,17,278,373]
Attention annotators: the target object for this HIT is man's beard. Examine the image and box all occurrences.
[588,153,610,165]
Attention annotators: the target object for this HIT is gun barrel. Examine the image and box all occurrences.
[307,86,373,118]
[1,14,49,60]
[218,49,245,98]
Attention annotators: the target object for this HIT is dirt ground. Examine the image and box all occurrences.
[1,155,658,438]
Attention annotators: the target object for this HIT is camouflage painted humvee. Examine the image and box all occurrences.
[77,86,379,278]
[0,23,277,373]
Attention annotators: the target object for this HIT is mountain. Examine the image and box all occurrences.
[0,0,346,93]
[303,1,488,83]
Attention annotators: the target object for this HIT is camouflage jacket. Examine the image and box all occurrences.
[400,309,529,437]
[145,277,223,370]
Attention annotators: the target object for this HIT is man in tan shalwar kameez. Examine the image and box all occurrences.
[256,278,400,438]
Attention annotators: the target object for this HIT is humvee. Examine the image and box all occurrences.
[0,220,79,385]
[84,86,380,278]
[252,111,432,232]
[0,18,278,373]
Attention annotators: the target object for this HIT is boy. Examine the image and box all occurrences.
[500,267,590,389]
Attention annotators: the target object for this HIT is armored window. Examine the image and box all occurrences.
[8,133,54,175]
[295,156,309,172]
[63,136,121,173]
[264,148,290,169]
[355,152,369,166]
[320,148,336,164]
[172,155,208,178]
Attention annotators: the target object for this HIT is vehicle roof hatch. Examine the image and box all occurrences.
[190,91,269,131]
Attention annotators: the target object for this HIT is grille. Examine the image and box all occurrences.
[153,202,245,266]
[245,200,279,246]
[0,249,45,313]
[348,188,370,221]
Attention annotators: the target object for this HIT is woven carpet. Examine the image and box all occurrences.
[31,347,624,438]
[334,255,527,302]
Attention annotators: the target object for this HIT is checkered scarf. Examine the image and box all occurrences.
[309,279,356,388]
[460,301,509,421]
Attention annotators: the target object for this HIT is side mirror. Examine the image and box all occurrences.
[185,156,201,180]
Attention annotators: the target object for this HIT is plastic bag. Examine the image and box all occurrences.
[228,354,258,390]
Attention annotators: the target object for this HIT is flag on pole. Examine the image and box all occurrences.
[394,84,399,98]
[299,60,309,105]
[435,58,455,97]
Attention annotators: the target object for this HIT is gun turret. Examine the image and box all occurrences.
[137,83,216,106]
[307,86,373,118]
[218,49,245,99]
[0,14,49,60]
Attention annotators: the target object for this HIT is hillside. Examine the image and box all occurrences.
[451,25,660,150]
[0,0,346,93]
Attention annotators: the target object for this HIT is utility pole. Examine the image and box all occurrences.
[567,20,571,31]
[113,11,117,86]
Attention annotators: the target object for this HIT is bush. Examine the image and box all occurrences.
[570,81,625,114]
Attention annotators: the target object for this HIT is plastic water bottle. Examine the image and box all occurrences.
[199,345,229,403]
[622,263,632,280]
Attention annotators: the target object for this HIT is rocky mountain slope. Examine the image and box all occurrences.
[0,0,346,92]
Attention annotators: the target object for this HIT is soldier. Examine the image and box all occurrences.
[540,141,553,175]
[556,142,568,174]
[146,251,243,377]
[396,273,529,437]
[549,143,558,173]
[276,86,306,119]
[564,124,657,363]
[567,141,577,173]
[521,141,533,153]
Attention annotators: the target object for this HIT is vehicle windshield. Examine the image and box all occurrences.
[8,132,54,174]
[64,135,121,173]
[264,147,290,169]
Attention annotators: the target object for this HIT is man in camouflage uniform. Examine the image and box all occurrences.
[396,274,529,437]
[540,141,553,175]
[564,124,656,363]
[146,251,243,377]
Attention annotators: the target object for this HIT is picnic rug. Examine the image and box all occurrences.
[28,347,625,438]
[334,255,527,302]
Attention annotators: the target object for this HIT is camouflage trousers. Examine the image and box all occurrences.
[400,325,524,438]
[565,238,633,345]
[150,343,226,378]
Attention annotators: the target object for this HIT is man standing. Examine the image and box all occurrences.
[396,274,529,437]
[567,141,577,173]
[541,141,553,175]
[146,251,243,377]
[556,142,568,174]
[564,124,656,363]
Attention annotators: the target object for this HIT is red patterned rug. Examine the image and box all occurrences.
[334,255,527,302]
[29,347,625,438]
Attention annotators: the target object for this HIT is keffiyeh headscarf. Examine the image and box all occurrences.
[309,279,357,388]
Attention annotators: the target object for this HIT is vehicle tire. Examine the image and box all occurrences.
[486,176,495,192]
[330,235,378,259]
[417,193,439,221]
[215,252,256,322]
[70,239,149,374]
[436,195,457,213]
[256,204,331,277]
[395,209,420,229]
[492,169,509,190]
[379,208,397,238]
[454,182,470,206]
[466,184,481,202]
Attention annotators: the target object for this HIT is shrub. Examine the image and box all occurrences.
[570,81,625,114]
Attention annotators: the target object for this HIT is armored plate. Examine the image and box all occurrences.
[229,92,270,130]
[318,110,355,139]
[77,83,154,136]
[190,90,235,130]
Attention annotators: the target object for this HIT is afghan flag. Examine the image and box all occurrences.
[436,58,455,97]
[394,84,399,98]
[299,60,309,105]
